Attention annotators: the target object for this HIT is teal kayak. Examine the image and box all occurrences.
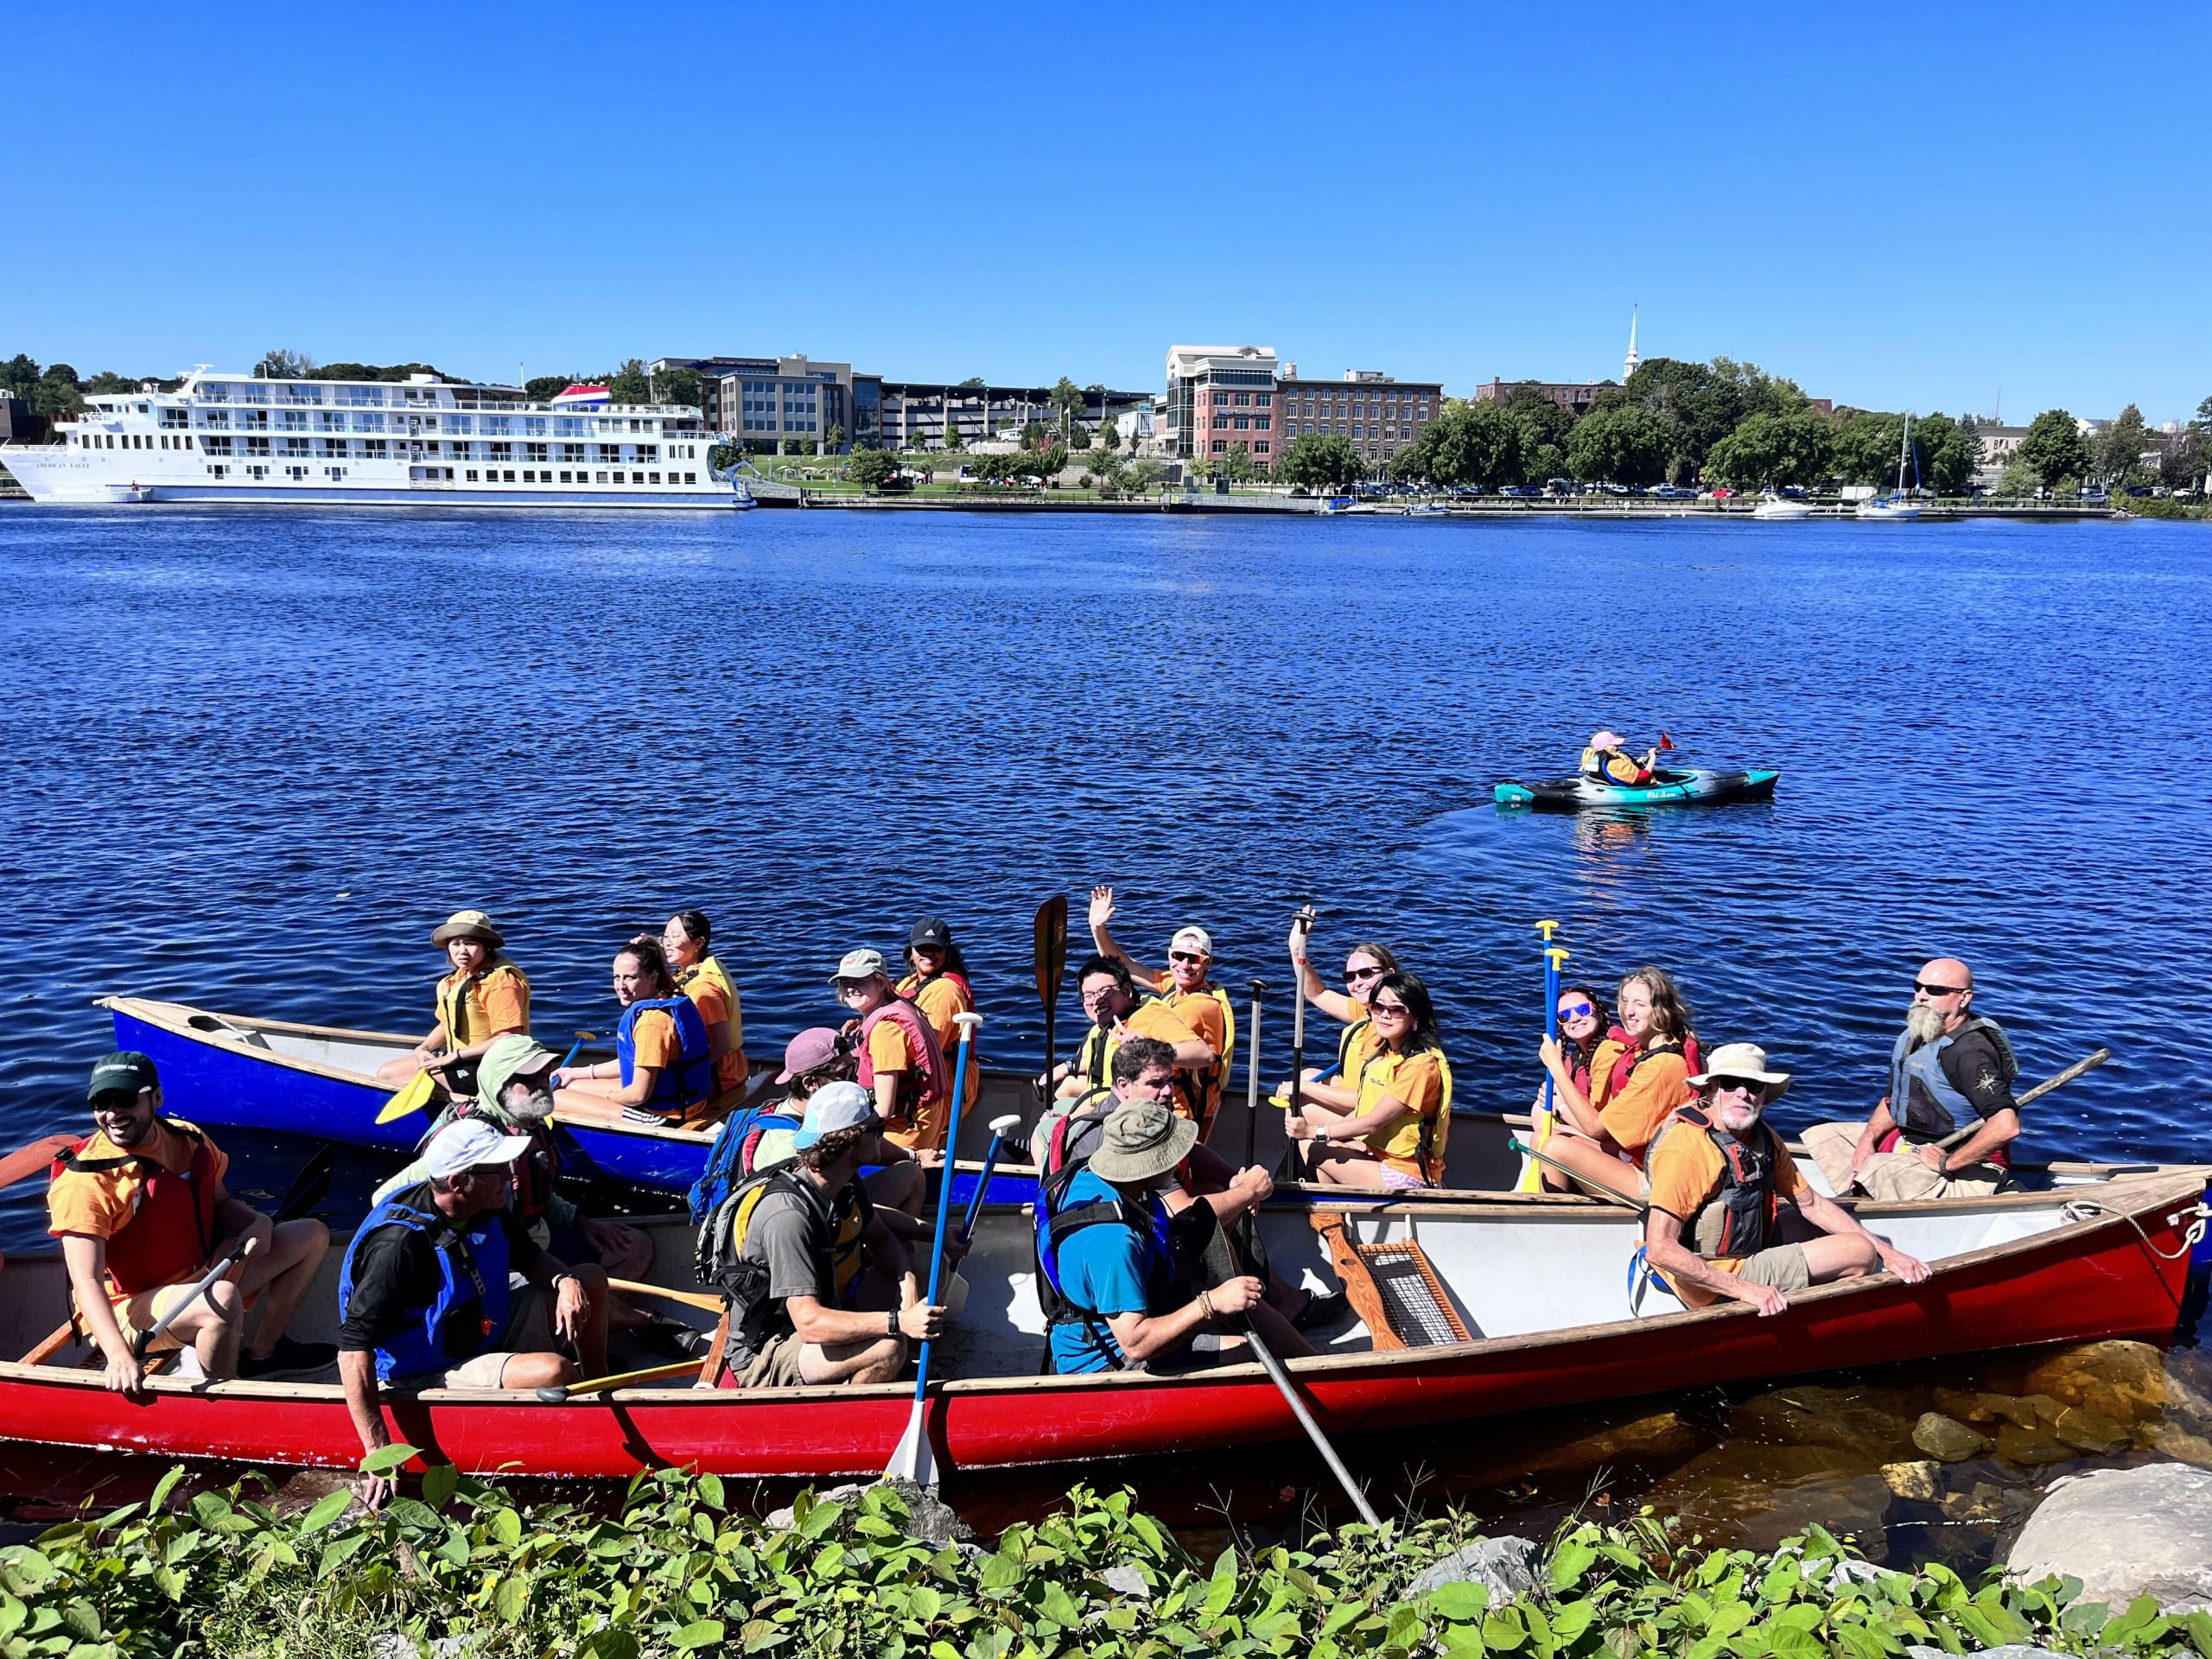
[1493,767,1780,810]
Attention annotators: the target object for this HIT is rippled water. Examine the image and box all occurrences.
[3,503,2210,1546]
[3,505,2209,1229]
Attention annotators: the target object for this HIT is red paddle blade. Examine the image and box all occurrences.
[0,1135,78,1193]
[1658,732,1676,751]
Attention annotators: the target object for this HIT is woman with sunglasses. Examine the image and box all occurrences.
[1535,967,1700,1198]
[1516,985,1611,1192]
[1282,908,1403,1107]
[1285,971,1450,1189]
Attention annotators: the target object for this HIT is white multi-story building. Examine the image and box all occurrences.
[0,369,747,508]
[1164,345,1279,462]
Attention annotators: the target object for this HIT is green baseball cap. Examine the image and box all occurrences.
[474,1033,561,1118]
[87,1052,159,1100]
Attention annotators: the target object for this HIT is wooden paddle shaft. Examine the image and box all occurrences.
[540,1356,702,1402]
[608,1277,722,1313]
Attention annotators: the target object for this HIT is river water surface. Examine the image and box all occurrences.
[1,503,2209,1555]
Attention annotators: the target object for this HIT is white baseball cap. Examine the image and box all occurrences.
[1169,925,1213,957]
[425,1117,534,1179]
[791,1080,875,1150]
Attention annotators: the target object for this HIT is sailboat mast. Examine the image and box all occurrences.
[1897,413,1912,495]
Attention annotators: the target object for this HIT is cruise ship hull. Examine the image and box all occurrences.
[2,445,744,509]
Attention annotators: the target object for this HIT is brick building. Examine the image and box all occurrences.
[1274,366,1443,468]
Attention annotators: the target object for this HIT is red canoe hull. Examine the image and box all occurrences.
[0,1179,2197,1481]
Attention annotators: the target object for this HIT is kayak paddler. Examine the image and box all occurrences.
[1800,957,2023,1200]
[375,908,531,1097]
[1638,1044,1928,1316]
[1086,887,1235,1134]
[1580,728,1661,786]
[49,1052,335,1391]
[552,936,717,1121]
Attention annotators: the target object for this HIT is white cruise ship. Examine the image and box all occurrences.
[0,369,753,509]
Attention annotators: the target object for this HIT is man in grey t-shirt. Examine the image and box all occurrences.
[712,1083,950,1389]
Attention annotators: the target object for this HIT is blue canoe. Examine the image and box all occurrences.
[99,995,1041,1211]
[1494,766,1780,810]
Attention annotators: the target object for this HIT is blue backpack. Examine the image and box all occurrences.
[686,1099,802,1224]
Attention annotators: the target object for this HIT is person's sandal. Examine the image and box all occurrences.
[1291,1289,1349,1332]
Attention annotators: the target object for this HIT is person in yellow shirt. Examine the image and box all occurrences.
[1285,973,1450,1188]
[1580,728,1661,785]
[1281,910,1403,1111]
[1043,955,1217,1109]
[661,909,747,1098]
[893,918,980,1118]
[1085,887,1235,1134]
[377,909,531,1097]
[1639,1043,1929,1315]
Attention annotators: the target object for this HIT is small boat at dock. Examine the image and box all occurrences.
[0,1172,2199,1481]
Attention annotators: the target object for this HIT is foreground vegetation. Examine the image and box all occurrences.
[3,1457,2207,1658]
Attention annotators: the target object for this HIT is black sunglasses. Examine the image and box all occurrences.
[1913,981,1969,997]
[1708,1077,1769,1096]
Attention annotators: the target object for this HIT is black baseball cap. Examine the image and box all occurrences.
[909,917,953,950]
[87,1052,159,1100]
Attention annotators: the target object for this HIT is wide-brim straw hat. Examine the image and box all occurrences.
[431,908,505,948]
[1088,1099,1199,1184]
[1688,1041,1792,1097]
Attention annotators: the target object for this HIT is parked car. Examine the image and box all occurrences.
[1500,484,1544,499]
[2078,487,2110,504]
[1650,484,1697,499]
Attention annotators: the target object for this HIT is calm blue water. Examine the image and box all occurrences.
[1,505,2208,1246]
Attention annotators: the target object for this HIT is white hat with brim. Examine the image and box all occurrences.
[827,948,888,987]
[424,1118,534,1179]
[1087,1099,1199,1184]
[1688,1041,1793,1096]
[1169,925,1213,957]
[792,1080,875,1150]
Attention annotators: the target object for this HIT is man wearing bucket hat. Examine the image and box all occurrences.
[700,1082,949,1391]
[1638,1043,1929,1319]
[1086,887,1236,1134]
[1580,729,1660,786]
[376,909,532,1096]
[1037,1097,1311,1374]
[340,1116,611,1498]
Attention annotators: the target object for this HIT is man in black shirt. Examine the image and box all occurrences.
[1802,957,2023,1199]
[337,1119,609,1503]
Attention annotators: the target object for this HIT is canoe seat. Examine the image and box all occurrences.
[1311,1214,1472,1351]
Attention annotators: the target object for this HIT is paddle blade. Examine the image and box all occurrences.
[883,1397,935,1486]
[0,1134,79,1193]
[275,1144,336,1221]
[1033,896,1069,1011]
[375,1068,436,1124]
[1658,731,1676,751]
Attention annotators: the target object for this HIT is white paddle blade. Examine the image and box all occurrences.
[943,1268,969,1319]
[883,1397,934,1485]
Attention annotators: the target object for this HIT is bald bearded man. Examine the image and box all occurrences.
[1802,957,2023,1200]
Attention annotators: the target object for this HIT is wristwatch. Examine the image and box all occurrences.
[887,1309,899,1337]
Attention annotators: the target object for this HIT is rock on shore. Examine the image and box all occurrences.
[2006,1462,2212,1611]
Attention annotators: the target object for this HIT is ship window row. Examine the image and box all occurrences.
[463,469,697,486]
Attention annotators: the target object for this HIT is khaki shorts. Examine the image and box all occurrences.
[117,1279,218,1355]
[1733,1243,1812,1293]
[724,1330,808,1390]
[397,1288,554,1391]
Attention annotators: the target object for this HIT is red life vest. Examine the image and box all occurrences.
[1605,1028,1703,1097]
[52,1122,222,1296]
[857,997,951,1127]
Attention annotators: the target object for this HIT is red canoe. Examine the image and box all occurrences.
[0,1172,2201,1481]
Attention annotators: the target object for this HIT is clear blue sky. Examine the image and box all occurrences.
[9,3,2207,423]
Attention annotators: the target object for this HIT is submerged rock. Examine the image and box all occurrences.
[1411,1537,1540,1604]
[1728,1385,1925,1461]
[1992,1421,2075,1467]
[2049,1405,2132,1454]
[2012,1339,2169,1419]
[1911,1413,1993,1462]
[2007,1462,2212,1612]
[1880,1460,1942,1500]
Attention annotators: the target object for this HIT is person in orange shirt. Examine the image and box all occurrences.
[376,909,531,1097]
[1535,966,1700,1198]
[49,1052,334,1392]
[1285,973,1451,1188]
[661,909,748,1098]
[1085,887,1235,1134]
[1045,955,1217,1109]
[830,948,951,1159]
[552,937,715,1117]
[1640,1043,1929,1315]
[893,918,980,1118]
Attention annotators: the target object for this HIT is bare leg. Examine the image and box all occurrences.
[862,1161,925,1219]
[495,1351,581,1389]
[1533,1129,1640,1200]
[1800,1231,1880,1284]
[237,1220,329,1357]
[1306,1146,1397,1189]
[1207,1296,1316,1360]
[171,1279,246,1380]
[800,1333,907,1385]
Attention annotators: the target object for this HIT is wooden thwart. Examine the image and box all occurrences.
[1310,1213,1471,1351]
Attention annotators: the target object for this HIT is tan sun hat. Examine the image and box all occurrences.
[1087,1097,1198,1184]
[431,908,505,948]
[1688,1041,1792,1097]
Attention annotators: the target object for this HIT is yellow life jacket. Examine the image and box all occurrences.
[680,955,745,1050]
[435,955,531,1048]
[713,1169,868,1304]
[1358,1046,1452,1185]
[1153,982,1236,1128]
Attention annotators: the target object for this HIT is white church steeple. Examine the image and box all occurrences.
[1623,306,1640,382]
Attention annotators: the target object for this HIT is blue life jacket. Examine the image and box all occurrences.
[338,1194,511,1384]
[617,995,715,1110]
[686,1099,804,1224]
[1033,1162,1175,1370]
[1888,1016,2017,1142]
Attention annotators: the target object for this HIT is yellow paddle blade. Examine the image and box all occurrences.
[375,1067,437,1124]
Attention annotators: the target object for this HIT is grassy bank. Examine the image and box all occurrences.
[3,1457,2204,1658]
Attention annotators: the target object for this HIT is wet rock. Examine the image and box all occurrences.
[1930,1387,2014,1427]
[2008,1462,2212,1611]
[2150,1423,2212,1467]
[2050,1406,2132,1454]
[1728,1385,1924,1461]
[1638,1445,1893,1561]
[1907,1648,2062,1659]
[2012,1340,2168,1419]
[762,1479,976,1547]
[1411,1537,1540,1604]
[1912,1413,1993,1462]
[1993,1422,2074,1468]
[1880,1460,1942,1500]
